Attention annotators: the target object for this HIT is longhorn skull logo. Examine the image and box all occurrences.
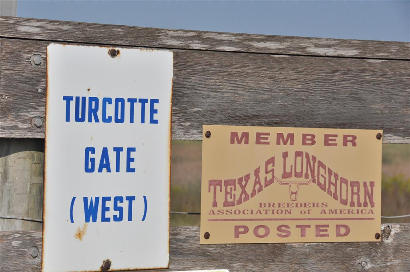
[278,179,312,201]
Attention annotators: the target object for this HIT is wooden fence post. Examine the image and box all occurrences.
[0,139,43,231]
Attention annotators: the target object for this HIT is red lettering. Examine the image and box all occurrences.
[343,135,357,147]
[294,151,304,178]
[317,160,326,192]
[254,225,270,238]
[350,181,362,207]
[236,174,250,205]
[234,225,249,238]
[223,179,236,207]
[302,134,316,145]
[363,181,375,208]
[327,168,339,201]
[324,134,338,146]
[276,133,294,145]
[255,132,270,145]
[264,156,275,187]
[339,177,349,206]
[304,152,316,183]
[277,225,291,238]
[336,224,350,237]
[208,180,222,207]
[282,152,293,179]
[296,225,311,237]
[230,132,249,144]
[251,167,263,198]
[315,225,329,237]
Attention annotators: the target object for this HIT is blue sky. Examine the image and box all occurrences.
[18,0,410,42]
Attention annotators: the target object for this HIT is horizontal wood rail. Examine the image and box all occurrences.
[1,225,409,272]
[1,17,409,60]
[0,17,409,142]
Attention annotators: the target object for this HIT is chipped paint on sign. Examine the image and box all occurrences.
[43,44,172,271]
[201,125,382,244]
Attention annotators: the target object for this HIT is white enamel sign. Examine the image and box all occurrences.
[43,44,173,271]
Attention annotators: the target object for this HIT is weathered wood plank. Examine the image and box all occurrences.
[0,139,44,231]
[0,16,409,60]
[0,225,408,271]
[0,231,42,272]
[1,38,410,142]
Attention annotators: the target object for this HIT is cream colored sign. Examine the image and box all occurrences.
[200,125,382,244]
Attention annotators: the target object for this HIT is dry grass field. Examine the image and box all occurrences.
[170,141,201,226]
[381,144,410,223]
[170,141,410,226]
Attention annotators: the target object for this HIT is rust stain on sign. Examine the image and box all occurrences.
[200,125,382,244]
[74,223,88,241]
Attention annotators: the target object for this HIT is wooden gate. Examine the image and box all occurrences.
[0,16,409,271]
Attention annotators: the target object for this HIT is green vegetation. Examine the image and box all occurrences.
[382,144,410,222]
[382,174,410,193]
[382,174,410,223]
[382,144,410,164]
[171,183,201,213]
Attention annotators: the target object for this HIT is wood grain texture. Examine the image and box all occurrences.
[0,16,410,60]
[0,224,408,272]
[0,38,410,142]
[0,139,44,231]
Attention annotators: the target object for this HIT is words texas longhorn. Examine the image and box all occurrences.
[208,131,374,208]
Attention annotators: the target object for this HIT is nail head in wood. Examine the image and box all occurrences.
[382,225,392,240]
[376,133,382,140]
[29,246,39,258]
[31,117,43,128]
[205,131,211,138]
[30,54,42,66]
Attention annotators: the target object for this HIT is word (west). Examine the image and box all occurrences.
[71,195,147,223]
